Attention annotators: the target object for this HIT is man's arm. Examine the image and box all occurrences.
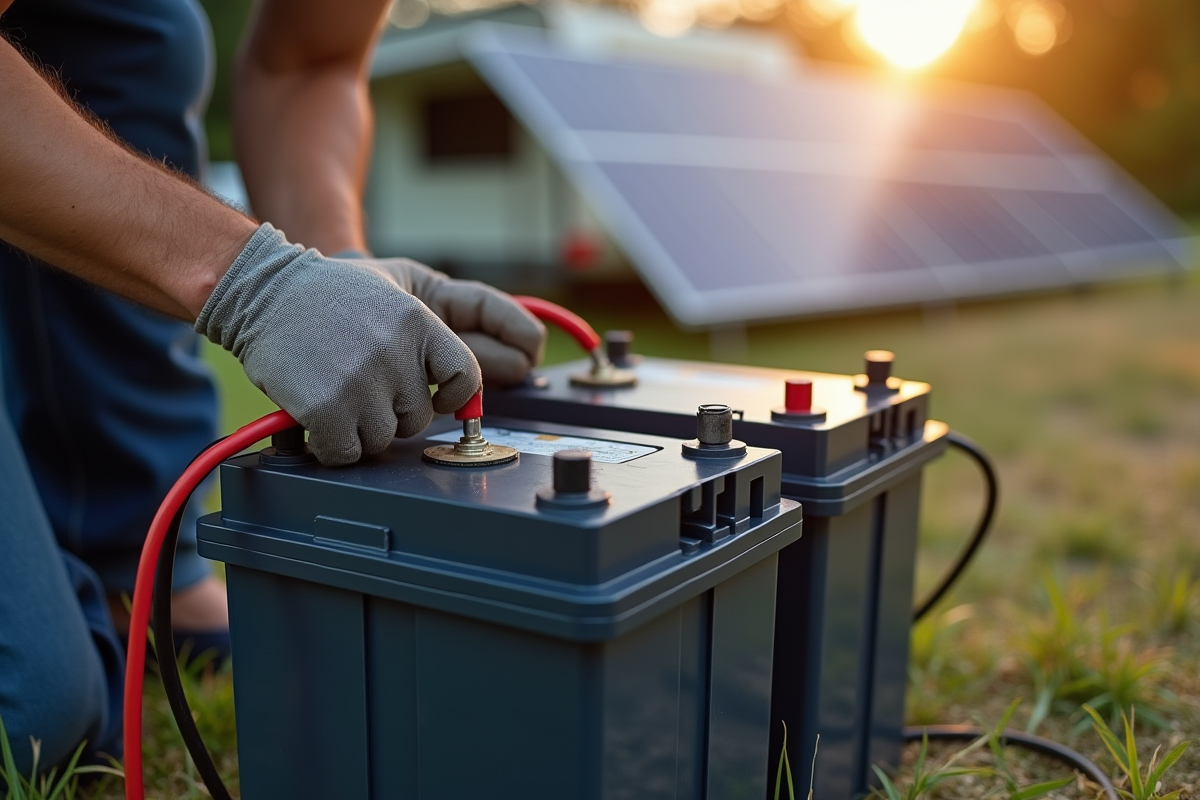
[233,1,547,383]
[0,24,484,465]
[234,0,390,255]
[0,38,257,320]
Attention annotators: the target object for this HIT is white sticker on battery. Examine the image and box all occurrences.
[426,427,660,463]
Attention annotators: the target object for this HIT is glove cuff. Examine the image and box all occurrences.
[194,222,303,356]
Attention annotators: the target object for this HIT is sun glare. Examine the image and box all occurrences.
[854,0,980,70]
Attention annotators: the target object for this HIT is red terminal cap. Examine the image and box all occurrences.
[455,390,484,421]
[784,379,813,413]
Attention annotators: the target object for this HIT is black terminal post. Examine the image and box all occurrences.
[605,330,635,368]
[260,425,315,466]
[536,450,611,510]
[855,349,901,395]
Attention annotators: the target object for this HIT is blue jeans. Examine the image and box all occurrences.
[0,344,125,769]
[0,260,220,771]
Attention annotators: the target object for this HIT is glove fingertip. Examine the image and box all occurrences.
[308,429,363,467]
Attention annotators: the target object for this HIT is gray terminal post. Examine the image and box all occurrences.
[682,404,748,459]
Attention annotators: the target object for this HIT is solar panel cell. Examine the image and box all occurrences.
[466,31,1187,323]
[1031,191,1154,249]
[600,163,797,291]
[905,110,1051,155]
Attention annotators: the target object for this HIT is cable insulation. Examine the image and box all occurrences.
[912,430,998,622]
[152,457,236,800]
[512,295,601,352]
[123,409,296,800]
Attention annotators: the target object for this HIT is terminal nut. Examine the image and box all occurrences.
[696,404,734,445]
[682,404,747,459]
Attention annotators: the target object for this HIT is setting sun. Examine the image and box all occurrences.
[854,0,980,69]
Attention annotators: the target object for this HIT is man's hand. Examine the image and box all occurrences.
[197,225,481,466]
[335,254,546,386]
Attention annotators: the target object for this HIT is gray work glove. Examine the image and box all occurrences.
[196,224,481,466]
[333,250,545,386]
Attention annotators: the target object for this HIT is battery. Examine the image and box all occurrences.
[197,415,803,800]
[488,353,949,799]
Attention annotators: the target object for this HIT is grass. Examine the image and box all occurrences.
[1083,706,1192,800]
[57,255,1200,798]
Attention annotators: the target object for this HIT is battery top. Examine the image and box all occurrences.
[199,415,801,640]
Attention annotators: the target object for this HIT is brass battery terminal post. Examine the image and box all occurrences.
[512,296,637,389]
[422,391,518,467]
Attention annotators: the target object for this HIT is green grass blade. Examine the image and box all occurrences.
[995,698,1022,733]
[0,714,29,800]
[784,747,795,800]
[912,731,929,779]
[1084,705,1129,772]
[774,721,790,800]
[871,765,903,800]
[1122,710,1143,799]
[1146,741,1191,790]
[1011,776,1075,800]
[807,733,819,800]
[42,740,87,800]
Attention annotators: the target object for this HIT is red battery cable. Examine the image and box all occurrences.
[511,295,602,353]
[123,410,296,800]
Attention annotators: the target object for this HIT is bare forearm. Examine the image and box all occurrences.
[0,40,257,320]
[234,0,387,256]
[234,63,371,255]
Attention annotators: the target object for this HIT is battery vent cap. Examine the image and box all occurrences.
[771,378,827,424]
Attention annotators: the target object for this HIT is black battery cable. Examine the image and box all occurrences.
[152,435,237,800]
[911,429,999,622]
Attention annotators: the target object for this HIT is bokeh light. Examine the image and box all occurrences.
[388,0,431,29]
[638,0,699,37]
[1007,0,1065,56]
[385,0,1075,70]
[804,0,857,25]
[853,0,979,70]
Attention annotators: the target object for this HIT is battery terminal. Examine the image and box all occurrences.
[682,404,747,459]
[422,392,519,467]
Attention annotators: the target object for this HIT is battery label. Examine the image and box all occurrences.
[426,427,660,463]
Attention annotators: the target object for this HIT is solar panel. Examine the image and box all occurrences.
[463,26,1191,326]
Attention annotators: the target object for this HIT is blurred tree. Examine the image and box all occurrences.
[199,0,253,162]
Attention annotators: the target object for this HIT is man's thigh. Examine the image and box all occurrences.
[0,352,123,770]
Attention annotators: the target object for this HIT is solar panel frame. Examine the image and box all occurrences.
[461,24,1191,327]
